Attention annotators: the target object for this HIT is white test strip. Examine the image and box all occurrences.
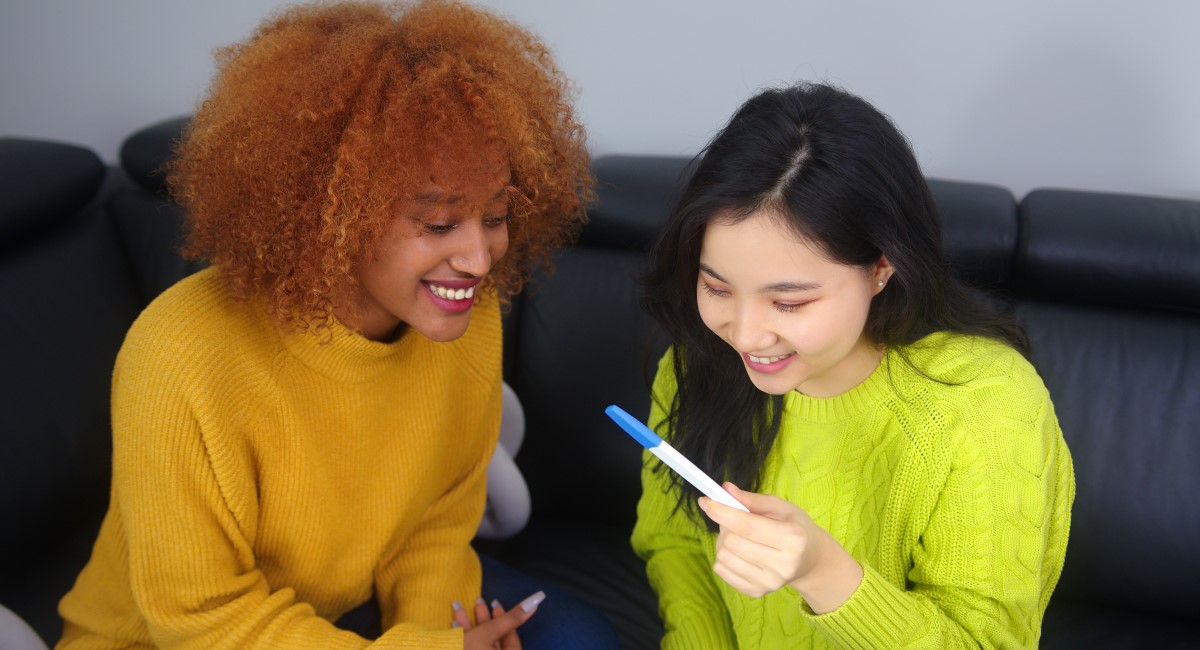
[605,405,749,512]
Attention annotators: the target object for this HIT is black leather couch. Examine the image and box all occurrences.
[2,119,1198,648]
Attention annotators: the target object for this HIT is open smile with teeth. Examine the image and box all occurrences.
[748,353,793,364]
[427,283,476,301]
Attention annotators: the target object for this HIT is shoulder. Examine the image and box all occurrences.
[650,346,680,397]
[898,332,1049,409]
[117,267,279,383]
[897,332,1062,465]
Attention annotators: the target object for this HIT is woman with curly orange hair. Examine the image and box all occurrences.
[56,2,617,648]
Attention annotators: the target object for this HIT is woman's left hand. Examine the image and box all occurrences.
[700,482,863,613]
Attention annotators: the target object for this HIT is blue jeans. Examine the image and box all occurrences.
[334,553,620,650]
[478,553,620,650]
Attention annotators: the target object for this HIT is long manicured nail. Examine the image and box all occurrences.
[491,599,502,611]
[451,620,461,628]
[519,590,546,613]
[476,597,486,607]
[452,600,464,611]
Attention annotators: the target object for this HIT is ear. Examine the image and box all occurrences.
[871,254,894,295]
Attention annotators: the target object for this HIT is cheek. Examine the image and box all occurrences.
[493,228,510,261]
[695,291,722,334]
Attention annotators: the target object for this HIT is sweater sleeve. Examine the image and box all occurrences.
[375,374,500,632]
[803,368,1075,649]
[108,331,463,650]
[630,350,737,649]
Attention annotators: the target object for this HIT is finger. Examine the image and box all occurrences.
[490,602,524,650]
[452,600,472,630]
[702,496,791,545]
[713,547,782,597]
[474,597,490,625]
[468,591,545,644]
[724,482,803,519]
[719,526,793,568]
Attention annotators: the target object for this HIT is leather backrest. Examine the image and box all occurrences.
[0,139,139,564]
[1015,189,1200,617]
[1016,189,1200,313]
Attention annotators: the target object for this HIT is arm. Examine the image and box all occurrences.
[805,388,1074,648]
[374,360,502,633]
[701,366,1074,648]
[630,351,737,649]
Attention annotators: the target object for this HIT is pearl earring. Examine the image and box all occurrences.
[877,280,885,287]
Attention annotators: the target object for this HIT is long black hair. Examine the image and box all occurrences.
[640,83,1028,525]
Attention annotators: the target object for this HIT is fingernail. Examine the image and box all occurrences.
[491,599,502,610]
[451,620,461,628]
[519,590,546,613]
[476,597,486,607]
[452,600,463,611]
[698,498,709,512]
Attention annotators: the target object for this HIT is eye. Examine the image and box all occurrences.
[421,221,456,235]
[484,213,510,228]
[774,300,812,313]
[701,281,730,298]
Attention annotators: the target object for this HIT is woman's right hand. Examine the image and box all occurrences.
[455,591,545,650]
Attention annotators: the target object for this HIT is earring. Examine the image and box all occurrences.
[877,280,885,287]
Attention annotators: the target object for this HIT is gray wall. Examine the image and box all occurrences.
[2,0,1197,199]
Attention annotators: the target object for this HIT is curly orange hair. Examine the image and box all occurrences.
[168,0,592,328]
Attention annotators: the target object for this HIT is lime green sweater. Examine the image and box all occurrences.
[59,267,502,649]
[631,334,1074,649]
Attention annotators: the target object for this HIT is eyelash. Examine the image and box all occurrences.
[701,281,810,313]
[420,214,510,235]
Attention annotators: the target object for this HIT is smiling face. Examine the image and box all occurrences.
[340,149,511,343]
[697,210,893,397]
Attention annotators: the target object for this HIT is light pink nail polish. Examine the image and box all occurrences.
[519,590,546,613]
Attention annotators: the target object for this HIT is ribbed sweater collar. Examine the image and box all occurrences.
[784,351,897,424]
[280,315,417,383]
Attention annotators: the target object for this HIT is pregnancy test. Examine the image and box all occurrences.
[605,405,749,512]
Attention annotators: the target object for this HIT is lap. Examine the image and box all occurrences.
[479,554,620,650]
[334,553,620,650]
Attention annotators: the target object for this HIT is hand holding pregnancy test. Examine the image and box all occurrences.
[605,405,749,512]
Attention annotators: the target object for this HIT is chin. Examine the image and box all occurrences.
[746,373,801,396]
[414,319,472,343]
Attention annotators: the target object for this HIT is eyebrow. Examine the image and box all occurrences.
[699,263,822,293]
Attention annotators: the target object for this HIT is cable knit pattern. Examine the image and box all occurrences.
[58,267,503,649]
[631,333,1074,649]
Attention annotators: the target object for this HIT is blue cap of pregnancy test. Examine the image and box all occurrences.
[605,405,663,448]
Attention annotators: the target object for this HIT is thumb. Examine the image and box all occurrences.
[475,591,545,643]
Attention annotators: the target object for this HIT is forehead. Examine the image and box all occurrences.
[403,158,510,205]
[701,210,842,279]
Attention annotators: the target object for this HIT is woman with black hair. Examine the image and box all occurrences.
[631,83,1074,648]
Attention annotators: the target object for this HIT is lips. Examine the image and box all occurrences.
[742,352,796,374]
[423,279,480,314]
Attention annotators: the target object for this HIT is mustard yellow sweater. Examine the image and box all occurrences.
[632,334,1075,649]
[58,267,502,649]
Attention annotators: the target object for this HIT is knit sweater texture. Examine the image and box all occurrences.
[631,333,1074,649]
[58,267,503,649]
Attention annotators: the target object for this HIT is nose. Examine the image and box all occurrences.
[727,303,776,353]
[448,221,496,277]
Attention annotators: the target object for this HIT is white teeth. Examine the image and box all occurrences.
[749,353,790,364]
[428,283,475,301]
